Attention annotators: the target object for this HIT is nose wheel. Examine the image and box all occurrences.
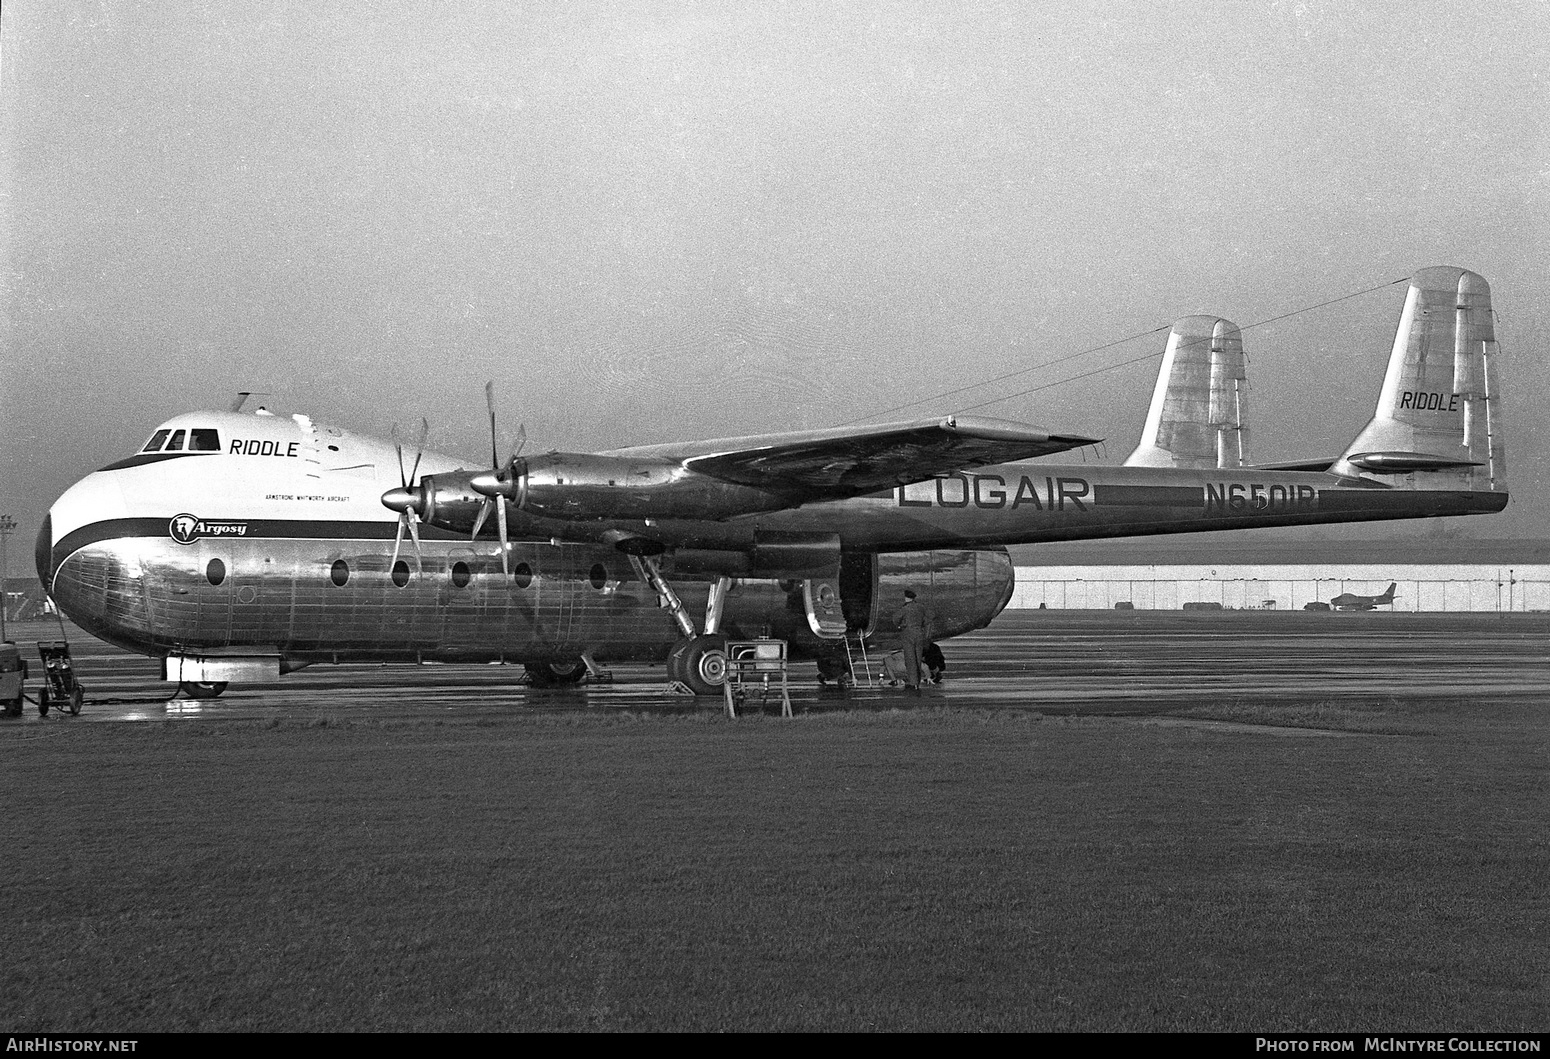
[523,661,588,687]
[179,681,228,698]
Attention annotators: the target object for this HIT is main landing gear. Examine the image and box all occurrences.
[667,634,728,696]
[630,557,733,697]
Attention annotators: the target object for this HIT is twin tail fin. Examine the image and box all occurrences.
[1332,265,1506,491]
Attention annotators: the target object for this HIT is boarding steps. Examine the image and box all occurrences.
[843,631,880,688]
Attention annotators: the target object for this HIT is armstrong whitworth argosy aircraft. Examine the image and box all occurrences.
[36,266,1506,696]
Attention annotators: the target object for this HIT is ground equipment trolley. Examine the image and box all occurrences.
[722,638,793,719]
[36,640,83,716]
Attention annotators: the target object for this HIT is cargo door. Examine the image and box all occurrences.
[839,551,878,635]
[802,566,846,638]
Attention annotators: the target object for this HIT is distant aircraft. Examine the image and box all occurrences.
[1330,583,1398,611]
[36,266,1506,697]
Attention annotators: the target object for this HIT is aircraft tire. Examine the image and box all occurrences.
[524,661,587,687]
[179,681,228,698]
[668,634,728,697]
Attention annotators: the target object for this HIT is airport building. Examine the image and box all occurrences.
[1006,539,1550,613]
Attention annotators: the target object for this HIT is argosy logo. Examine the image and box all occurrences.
[169,513,250,545]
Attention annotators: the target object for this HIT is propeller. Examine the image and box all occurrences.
[469,382,525,576]
[381,417,428,572]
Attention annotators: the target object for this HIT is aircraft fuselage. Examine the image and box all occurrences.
[36,412,1015,673]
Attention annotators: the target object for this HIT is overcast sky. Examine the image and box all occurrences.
[3,0,1547,548]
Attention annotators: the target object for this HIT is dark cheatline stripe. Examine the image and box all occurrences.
[1317,489,1507,515]
[51,516,477,572]
[95,452,216,472]
[1093,484,1202,508]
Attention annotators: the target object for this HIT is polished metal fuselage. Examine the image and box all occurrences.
[37,412,1014,666]
[46,533,1010,666]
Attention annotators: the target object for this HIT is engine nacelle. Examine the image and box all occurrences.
[512,453,779,522]
[415,472,488,532]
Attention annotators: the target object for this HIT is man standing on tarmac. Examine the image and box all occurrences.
[895,589,929,692]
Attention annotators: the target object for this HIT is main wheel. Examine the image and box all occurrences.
[667,634,728,697]
[179,681,228,698]
[523,661,587,687]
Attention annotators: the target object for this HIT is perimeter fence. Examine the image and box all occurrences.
[1009,569,1550,612]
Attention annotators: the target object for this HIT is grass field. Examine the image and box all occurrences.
[2,703,1545,1032]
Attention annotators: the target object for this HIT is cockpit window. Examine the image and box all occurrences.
[133,426,221,457]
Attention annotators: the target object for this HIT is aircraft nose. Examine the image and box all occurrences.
[39,471,141,646]
[34,513,53,590]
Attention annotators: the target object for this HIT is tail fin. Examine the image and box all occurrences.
[1332,266,1506,491]
[1124,315,1250,470]
[1378,582,1396,603]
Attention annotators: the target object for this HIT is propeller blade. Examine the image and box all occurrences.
[407,513,423,571]
[496,497,510,577]
[471,498,491,542]
[513,423,527,462]
[391,423,408,489]
[390,515,405,570]
[407,417,428,486]
[486,381,500,470]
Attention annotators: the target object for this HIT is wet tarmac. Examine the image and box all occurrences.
[5,609,1549,725]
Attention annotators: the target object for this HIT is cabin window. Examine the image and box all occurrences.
[206,558,226,586]
[166,430,186,451]
[330,560,350,587]
[451,562,471,589]
[589,563,608,591]
[142,429,171,453]
[391,560,411,588]
[513,562,533,589]
[189,429,221,451]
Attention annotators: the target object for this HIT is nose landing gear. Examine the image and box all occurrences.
[178,681,228,698]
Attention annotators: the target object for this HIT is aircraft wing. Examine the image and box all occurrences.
[607,416,1099,501]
